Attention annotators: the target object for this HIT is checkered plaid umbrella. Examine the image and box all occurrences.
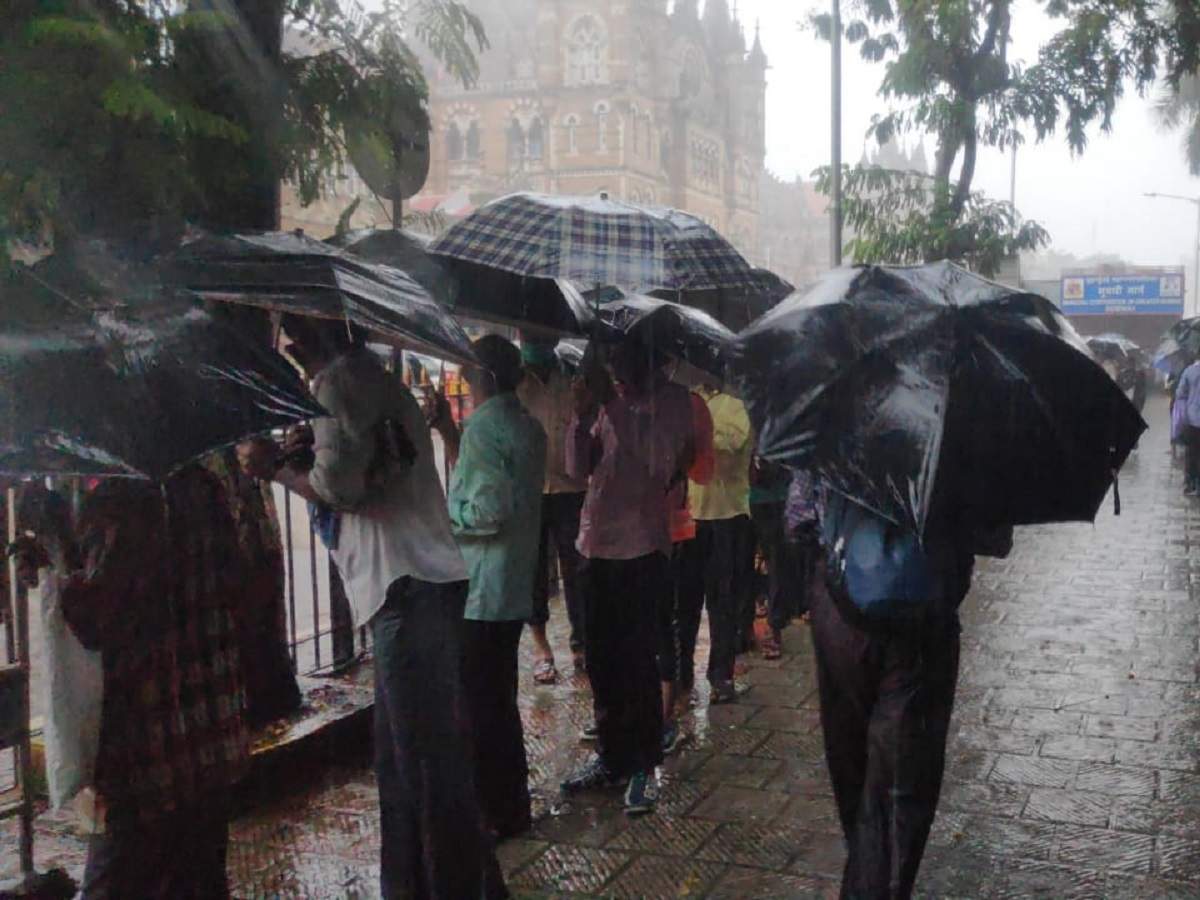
[427,192,761,292]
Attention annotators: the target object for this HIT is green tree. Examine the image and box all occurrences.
[816,164,1049,276]
[0,0,486,263]
[814,0,1200,272]
[1156,74,1200,176]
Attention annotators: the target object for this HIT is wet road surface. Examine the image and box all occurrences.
[6,396,1200,898]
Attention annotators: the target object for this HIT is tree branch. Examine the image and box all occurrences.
[950,125,977,217]
[975,0,1009,63]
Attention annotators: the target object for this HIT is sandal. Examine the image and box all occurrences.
[533,658,559,685]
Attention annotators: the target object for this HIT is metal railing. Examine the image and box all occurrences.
[276,487,368,677]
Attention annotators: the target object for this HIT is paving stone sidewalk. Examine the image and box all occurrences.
[5,396,1200,898]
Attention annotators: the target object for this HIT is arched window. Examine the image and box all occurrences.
[595,101,610,153]
[465,121,480,160]
[566,16,608,86]
[507,119,525,163]
[446,123,464,162]
[563,115,580,155]
[527,117,544,160]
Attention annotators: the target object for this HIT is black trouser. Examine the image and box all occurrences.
[528,492,586,651]
[751,501,810,633]
[1185,426,1200,489]
[372,578,507,900]
[460,618,531,840]
[659,539,700,684]
[678,517,751,687]
[81,797,230,899]
[582,553,668,776]
[731,516,758,651]
[809,570,961,900]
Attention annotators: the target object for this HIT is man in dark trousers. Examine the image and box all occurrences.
[808,433,981,898]
[562,343,694,815]
[242,316,506,899]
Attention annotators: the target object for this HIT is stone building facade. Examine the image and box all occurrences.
[414,0,768,263]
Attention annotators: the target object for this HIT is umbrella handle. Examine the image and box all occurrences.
[1112,469,1121,517]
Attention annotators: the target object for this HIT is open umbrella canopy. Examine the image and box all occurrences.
[1153,317,1200,377]
[164,231,477,365]
[593,293,736,380]
[437,257,595,337]
[427,192,762,293]
[325,227,456,306]
[647,267,794,332]
[736,262,1146,537]
[0,268,325,480]
[332,225,598,336]
[1087,333,1145,366]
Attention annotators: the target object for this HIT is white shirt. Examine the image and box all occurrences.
[310,349,467,626]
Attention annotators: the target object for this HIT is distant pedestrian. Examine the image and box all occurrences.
[562,343,694,815]
[1175,359,1200,494]
[445,335,547,840]
[241,316,506,899]
[517,334,589,681]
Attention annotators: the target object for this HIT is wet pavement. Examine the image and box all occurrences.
[5,395,1200,898]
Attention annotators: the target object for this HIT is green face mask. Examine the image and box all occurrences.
[521,343,557,369]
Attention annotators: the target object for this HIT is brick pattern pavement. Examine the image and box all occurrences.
[4,397,1200,899]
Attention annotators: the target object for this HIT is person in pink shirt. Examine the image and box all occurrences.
[561,343,695,815]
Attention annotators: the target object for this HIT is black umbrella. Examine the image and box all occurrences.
[325,226,595,337]
[0,269,325,480]
[647,268,795,331]
[736,262,1146,536]
[593,293,736,380]
[164,231,477,364]
[1087,333,1145,365]
[326,227,455,305]
[1153,317,1200,378]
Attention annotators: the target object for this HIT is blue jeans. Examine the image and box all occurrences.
[372,577,507,899]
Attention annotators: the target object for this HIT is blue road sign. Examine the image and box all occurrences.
[1060,272,1185,316]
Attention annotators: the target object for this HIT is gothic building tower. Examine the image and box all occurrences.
[417,0,767,262]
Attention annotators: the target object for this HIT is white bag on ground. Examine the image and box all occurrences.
[40,569,103,808]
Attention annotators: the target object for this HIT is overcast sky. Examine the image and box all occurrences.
[736,0,1200,270]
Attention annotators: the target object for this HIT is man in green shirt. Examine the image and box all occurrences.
[446,334,548,839]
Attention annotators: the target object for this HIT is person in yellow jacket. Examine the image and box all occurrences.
[675,385,755,704]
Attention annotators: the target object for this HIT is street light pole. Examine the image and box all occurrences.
[830,0,843,267]
[1145,191,1200,317]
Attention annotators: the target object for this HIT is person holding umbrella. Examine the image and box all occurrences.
[562,341,695,815]
[677,382,755,703]
[240,315,507,899]
[13,470,249,898]
[737,263,1144,897]
[516,333,590,682]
